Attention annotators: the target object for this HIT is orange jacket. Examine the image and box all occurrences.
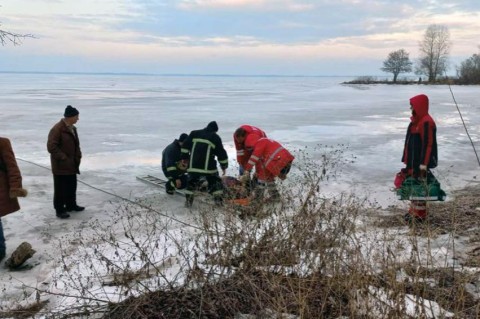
[244,138,294,177]
[234,125,266,168]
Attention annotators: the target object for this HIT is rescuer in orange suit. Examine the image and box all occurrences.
[241,137,294,200]
[233,125,267,176]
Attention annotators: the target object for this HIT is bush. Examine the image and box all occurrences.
[5,146,479,318]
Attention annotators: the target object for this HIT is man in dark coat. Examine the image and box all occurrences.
[0,137,28,261]
[181,121,228,207]
[162,133,189,195]
[47,105,84,219]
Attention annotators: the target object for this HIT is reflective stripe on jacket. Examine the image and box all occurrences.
[244,138,294,177]
[233,125,267,167]
[181,126,228,175]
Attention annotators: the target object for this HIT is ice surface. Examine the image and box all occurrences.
[0,73,479,315]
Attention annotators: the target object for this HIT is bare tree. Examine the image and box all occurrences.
[0,22,33,46]
[381,49,412,83]
[415,24,451,82]
[457,47,480,84]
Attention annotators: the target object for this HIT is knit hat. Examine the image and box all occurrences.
[206,121,218,132]
[64,105,79,118]
[178,133,188,143]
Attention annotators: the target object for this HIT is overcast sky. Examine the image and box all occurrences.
[1,0,479,76]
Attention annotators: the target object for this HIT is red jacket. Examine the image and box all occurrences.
[402,94,438,170]
[234,125,267,167]
[244,138,294,176]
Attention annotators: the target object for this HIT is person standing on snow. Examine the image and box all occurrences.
[0,137,28,262]
[47,105,84,219]
[401,94,438,222]
[233,125,267,176]
[181,121,228,207]
[162,133,189,195]
[241,137,294,200]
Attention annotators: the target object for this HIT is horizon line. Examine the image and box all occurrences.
[0,70,391,78]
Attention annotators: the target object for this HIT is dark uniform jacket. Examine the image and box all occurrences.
[47,119,82,175]
[162,139,185,180]
[181,121,228,174]
[402,94,438,172]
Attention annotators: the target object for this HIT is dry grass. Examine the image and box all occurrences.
[100,182,480,318]
[0,301,49,319]
[5,147,480,318]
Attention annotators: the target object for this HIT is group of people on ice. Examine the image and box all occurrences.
[161,93,440,220]
[0,92,439,262]
[161,121,294,207]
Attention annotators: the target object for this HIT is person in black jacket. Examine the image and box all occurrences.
[181,121,228,207]
[161,133,189,195]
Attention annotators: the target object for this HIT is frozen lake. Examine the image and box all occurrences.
[1,72,480,315]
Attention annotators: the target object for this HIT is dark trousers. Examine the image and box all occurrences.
[185,173,223,206]
[0,218,5,256]
[187,173,223,196]
[53,174,77,212]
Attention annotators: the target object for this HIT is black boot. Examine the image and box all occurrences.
[185,194,194,208]
[165,180,175,195]
[67,205,85,212]
[56,210,70,219]
[214,196,224,207]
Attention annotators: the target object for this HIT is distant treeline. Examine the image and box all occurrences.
[342,76,478,85]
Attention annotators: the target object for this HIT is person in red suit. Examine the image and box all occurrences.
[241,138,294,200]
[233,125,267,175]
[401,94,438,222]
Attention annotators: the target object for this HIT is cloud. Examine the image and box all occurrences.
[1,0,480,75]
[1,0,142,16]
[178,0,314,12]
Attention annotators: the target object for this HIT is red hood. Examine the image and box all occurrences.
[410,94,429,122]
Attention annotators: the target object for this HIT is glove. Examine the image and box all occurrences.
[9,188,28,198]
[239,171,251,186]
[419,164,427,171]
[175,179,182,188]
[177,160,188,171]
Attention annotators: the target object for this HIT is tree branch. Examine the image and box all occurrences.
[0,29,35,46]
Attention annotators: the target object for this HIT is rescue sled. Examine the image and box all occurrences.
[395,172,446,201]
[136,175,253,207]
[136,174,281,219]
[137,175,189,196]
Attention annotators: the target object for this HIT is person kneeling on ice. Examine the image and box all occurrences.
[400,94,438,222]
[240,138,294,201]
[161,133,189,195]
[181,121,229,207]
[233,125,267,176]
